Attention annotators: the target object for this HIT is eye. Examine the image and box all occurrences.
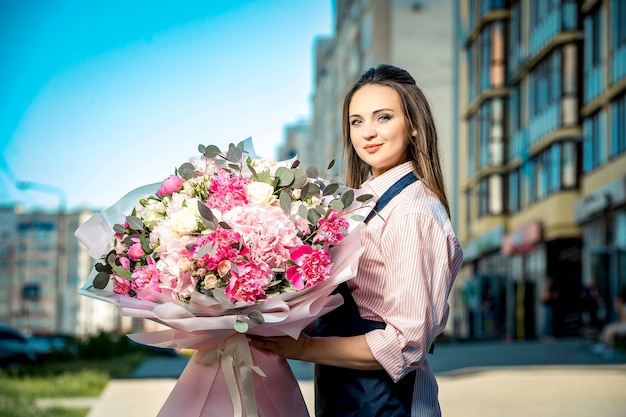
[377,114,391,122]
[350,119,362,126]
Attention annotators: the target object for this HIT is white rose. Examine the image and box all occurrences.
[169,205,200,234]
[247,182,277,206]
[137,200,167,228]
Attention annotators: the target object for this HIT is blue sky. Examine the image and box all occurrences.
[0,0,332,211]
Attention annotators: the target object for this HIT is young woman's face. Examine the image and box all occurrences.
[348,84,411,178]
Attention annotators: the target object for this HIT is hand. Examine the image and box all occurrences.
[248,333,311,362]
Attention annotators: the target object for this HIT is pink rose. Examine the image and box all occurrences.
[157,175,183,197]
[128,237,145,261]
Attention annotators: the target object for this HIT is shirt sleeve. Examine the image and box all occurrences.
[365,211,462,382]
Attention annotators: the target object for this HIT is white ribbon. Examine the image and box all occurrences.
[196,334,266,417]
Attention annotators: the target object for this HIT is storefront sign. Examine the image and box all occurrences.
[463,225,505,262]
[574,176,626,223]
[501,221,542,255]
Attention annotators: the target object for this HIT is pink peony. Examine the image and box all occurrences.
[313,210,349,247]
[157,175,183,197]
[226,262,272,304]
[113,275,131,295]
[286,245,332,290]
[131,256,160,293]
[128,237,145,261]
[223,204,302,269]
[206,170,249,212]
[191,227,244,270]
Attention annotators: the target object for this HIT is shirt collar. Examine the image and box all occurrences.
[361,162,415,201]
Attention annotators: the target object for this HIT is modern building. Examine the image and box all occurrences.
[0,205,120,337]
[309,0,458,221]
[454,0,626,341]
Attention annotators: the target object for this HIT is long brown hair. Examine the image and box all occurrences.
[342,64,451,218]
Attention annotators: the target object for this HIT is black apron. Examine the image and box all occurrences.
[315,172,431,417]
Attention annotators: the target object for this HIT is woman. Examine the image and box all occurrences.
[249,64,463,416]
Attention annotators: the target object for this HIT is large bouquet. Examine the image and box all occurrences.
[75,139,372,417]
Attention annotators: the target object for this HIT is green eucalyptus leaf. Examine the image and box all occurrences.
[113,224,126,234]
[204,145,222,158]
[322,183,340,196]
[111,264,132,281]
[140,233,151,253]
[195,241,217,258]
[351,214,366,222]
[126,215,144,231]
[306,166,319,179]
[218,221,232,229]
[279,191,292,214]
[291,169,308,188]
[93,272,110,289]
[356,193,374,203]
[227,144,243,162]
[329,199,345,211]
[178,162,196,180]
[247,164,258,177]
[314,205,326,216]
[297,204,308,219]
[234,319,249,333]
[275,167,295,187]
[247,310,265,325]
[304,183,321,199]
[198,144,206,153]
[307,208,321,225]
[340,189,355,207]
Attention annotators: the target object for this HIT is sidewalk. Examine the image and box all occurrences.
[38,338,626,416]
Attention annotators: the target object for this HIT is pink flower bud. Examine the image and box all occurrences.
[157,175,183,197]
[128,238,145,261]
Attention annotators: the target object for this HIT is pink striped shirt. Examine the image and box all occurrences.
[354,162,463,416]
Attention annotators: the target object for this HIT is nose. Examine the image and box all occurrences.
[362,122,376,140]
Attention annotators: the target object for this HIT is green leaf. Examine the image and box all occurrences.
[254,170,272,184]
[234,319,249,333]
[113,224,126,234]
[279,191,292,213]
[307,208,321,225]
[94,262,111,273]
[111,264,132,281]
[198,201,218,229]
[327,159,335,170]
[303,183,321,199]
[356,193,374,203]
[195,241,217,258]
[340,189,355,207]
[198,144,206,153]
[297,204,308,219]
[291,169,308,188]
[329,199,344,211]
[93,272,110,289]
[291,160,300,169]
[351,214,366,222]
[178,162,196,180]
[140,233,151,253]
[314,205,326,216]
[322,182,339,196]
[306,166,319,179]
[204,145,222,158]
[126,215,144,231]
[247,310,265,325]
[227,143,243,162]
[275,167,295,187]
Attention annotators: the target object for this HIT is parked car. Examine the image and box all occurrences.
[28,334,79,360]
[0,324,38,370]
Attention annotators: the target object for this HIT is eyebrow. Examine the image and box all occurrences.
[349,108,395,118]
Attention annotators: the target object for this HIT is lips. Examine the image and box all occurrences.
[364,143,383,154]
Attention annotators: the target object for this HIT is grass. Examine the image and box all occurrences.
[0,331,161,417]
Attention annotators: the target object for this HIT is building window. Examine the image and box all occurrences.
[562,44,578,126]
[609,0,626,84]
[584,6,604,103]
[610,93,626,158]
[478,174,504,218]
[562,140,578,188]
[508,170,520,214]
[583,110,607,173]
